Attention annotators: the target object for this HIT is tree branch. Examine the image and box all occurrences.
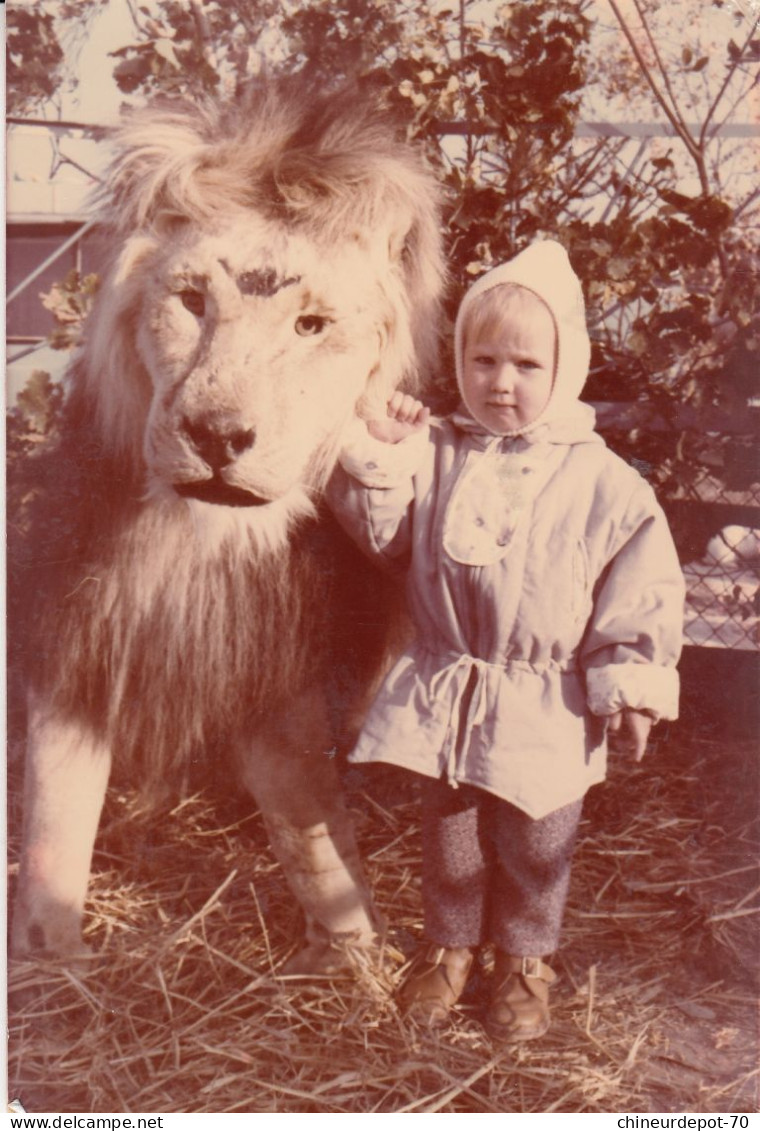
[733,184,760,221]
[189,0,215,68]
[123,0,145,38]
[607,0,700,163]
[631,0,691,132]
[459,0,474,167]
[699,13,760,148]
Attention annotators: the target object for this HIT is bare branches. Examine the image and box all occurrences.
[605,0,751,276]
[699,12,760,147]
[607,0,701,164]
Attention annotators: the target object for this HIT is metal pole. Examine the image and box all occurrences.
[6,219,98,306]
[7,341,49,363]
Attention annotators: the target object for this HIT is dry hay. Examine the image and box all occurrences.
[7,726,758,1115]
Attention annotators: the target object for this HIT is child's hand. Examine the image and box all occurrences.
[367,392,430,444]
[607,709,653,762]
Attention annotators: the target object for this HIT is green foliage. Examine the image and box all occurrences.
[110,1,231,98]
[281,0,407,84]
[40,270,100,350]
[109,0,325,100]
[6,0,109,113]
[6,0,759,497]
[13,370,64,442]
[7,371,65,543]
[7,271,98,538]
[371,2,594,290]
[6,6,65,113]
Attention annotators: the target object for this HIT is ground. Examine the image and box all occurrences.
[7,719,759,1114]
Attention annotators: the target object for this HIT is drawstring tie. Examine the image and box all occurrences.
[430,655,490,786]
[427,650,574,788]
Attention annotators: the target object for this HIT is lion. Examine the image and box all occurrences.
[10,80,444,973]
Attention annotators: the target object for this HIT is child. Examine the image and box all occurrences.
[328,240,684,1041]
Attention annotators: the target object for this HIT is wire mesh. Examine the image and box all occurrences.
[680,468,760,651]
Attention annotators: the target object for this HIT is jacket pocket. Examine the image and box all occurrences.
[571,539,591,624]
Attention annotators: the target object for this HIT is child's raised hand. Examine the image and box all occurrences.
[607,708,653,762]
[367,392,430,444]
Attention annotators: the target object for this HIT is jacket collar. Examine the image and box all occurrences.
[450,401,602,449]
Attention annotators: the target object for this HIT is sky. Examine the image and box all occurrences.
[6,0,137,212]
[62,0,137,123]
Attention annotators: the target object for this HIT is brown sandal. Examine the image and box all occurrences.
[486,954,555,1041]
[397,942,475,1027]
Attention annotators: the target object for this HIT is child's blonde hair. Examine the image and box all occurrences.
[461,283,557,363]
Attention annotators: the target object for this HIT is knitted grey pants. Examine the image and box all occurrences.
[421,778,583,956]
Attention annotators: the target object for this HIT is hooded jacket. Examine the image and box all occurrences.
[329,241,684,818]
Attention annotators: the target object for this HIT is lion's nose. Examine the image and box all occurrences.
[182,415,256,471]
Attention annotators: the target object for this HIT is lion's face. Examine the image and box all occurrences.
[135,214,392,510]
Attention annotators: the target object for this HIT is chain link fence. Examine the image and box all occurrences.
[595,405,760,653]
[676,471,760,652]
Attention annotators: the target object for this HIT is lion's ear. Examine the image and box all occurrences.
[153,211,190,237]
[388,201,447,395]
[106,234,159,287]
[383,209,416,264]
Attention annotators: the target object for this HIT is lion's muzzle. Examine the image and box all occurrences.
[182,414,256,471]
[173,414,272,506]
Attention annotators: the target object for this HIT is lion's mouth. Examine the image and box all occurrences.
[174,479,272,507]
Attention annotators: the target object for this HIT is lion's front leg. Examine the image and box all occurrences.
[12,710,111,960]
[238,686,382,976]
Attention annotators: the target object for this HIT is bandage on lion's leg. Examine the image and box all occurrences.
[12,711,111,959]
[238,686,381,975]
[264,812,383,976]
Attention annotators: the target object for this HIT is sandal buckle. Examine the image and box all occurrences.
[521,957,542,979]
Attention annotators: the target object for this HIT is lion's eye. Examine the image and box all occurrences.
[295,314,327,337]
[179,290,205,317]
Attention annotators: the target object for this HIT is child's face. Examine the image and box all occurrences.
[461,302,556,433]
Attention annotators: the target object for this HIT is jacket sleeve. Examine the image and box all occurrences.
[582,481,685,722]
[326,417,430,566]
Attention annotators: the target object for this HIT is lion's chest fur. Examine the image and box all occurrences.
[18,471,392,785]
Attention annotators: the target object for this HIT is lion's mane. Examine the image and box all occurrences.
[11,81,444,794]
[86,83,443,465]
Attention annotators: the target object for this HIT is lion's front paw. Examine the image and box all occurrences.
[11,909,94,966]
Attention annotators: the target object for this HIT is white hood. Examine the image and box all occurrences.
[454,240,592,438]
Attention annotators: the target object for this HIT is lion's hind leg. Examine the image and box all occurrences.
[263,811,383,977]
[12,709,111,960]
[238,686,383,977]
